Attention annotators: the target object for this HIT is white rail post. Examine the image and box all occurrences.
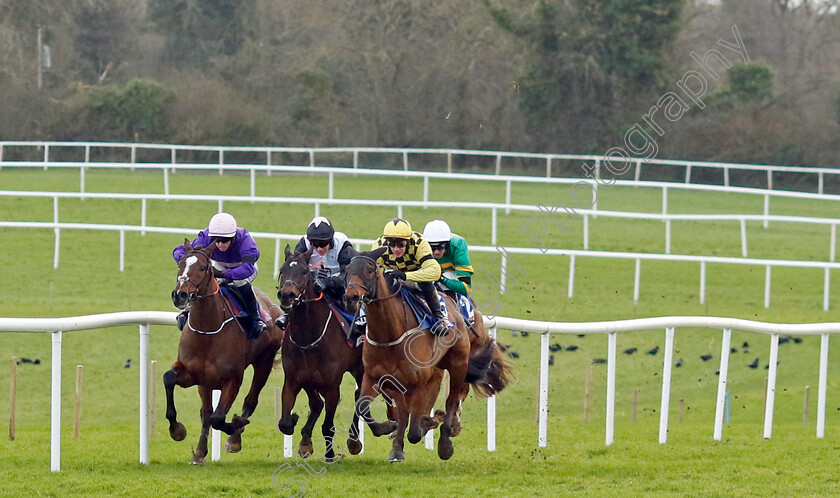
[713,328,732,440]
[505,180,511,215]
[139,324,150,465]
[699,261,706,305]
[662,187,668,217]
[50,330,63,472]
[538,332,549,448]
[487,326,497,452]
[740,219,748,257]
[817,333,829,438]
[329,172,335,200]
[568,255,576,298]
[659,327,675,444]
[605,332,616,446]
[763,194,769,229]
[764,265,771,309]
[665,219,671,254]
[53,197,60,269]
[422,176,428,206]
[583,215,589,250]
[763,334,780,439]
[831,224,836,262]
[685,164,692,183]
[491,208,497,246]
[141,198,147,236]
[824,268,831,312]
[212,390,221,461]
[403,151,409,172]
[633,259,641,305]
[250,168,256,201]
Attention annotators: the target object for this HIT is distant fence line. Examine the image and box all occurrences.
[2,189,840,260]
[2,220,840,311]
[2,141,840,193]
[2,312,836,471]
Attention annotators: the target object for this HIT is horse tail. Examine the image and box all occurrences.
[464,339,515,397]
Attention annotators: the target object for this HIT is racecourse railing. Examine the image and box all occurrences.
[3,189,840,261]
[3,220,840,311]
[2,312,836,471]
[482,315,838,450]
[2,141,840,193]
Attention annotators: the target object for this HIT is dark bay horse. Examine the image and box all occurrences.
[343,247,512,462]
[276,245,364,460]
[166,240,284,464]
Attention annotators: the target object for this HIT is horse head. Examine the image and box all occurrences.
[343,246,387,313]
[277,244,315,311]
[172,239,216,309]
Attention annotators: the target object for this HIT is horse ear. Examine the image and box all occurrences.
[184,238,192,251]
[361,246,387,261]
[284,244,292,260]
[202,243,215,256]
[303,244,314,260]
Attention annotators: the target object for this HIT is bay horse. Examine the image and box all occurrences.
[276,245,364,460]
[166,240,284,464]
[343,247,512,462]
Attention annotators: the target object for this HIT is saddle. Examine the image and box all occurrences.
[219,286,270,339]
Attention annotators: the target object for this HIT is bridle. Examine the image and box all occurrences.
[175,249,235,335]
[345,255,401,304]
[279,259,329,349]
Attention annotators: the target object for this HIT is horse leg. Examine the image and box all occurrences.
[191,386,214,465]
[278,378,302,436]
[163,363,193,441]
[299,386,324,459]
[356,373,397,437]
[209,378,245,435]
[226,355,274,453]
[438,370,468,461]
[346,375,364,455]
[407,377,441,444]
[388,402,409,463]
[320,387,341,462]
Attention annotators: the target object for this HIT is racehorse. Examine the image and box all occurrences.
[276,245,365,460]
[166,240,284,464]
[343,247,512,462]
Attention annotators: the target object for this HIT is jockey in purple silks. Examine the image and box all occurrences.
[172,212,267,335]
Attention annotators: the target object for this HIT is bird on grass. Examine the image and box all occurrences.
[565,345,579,352]
[124,359,132,368]
[548,355,554,366]
[647,346,659,355]
[793,337,803,344]
[742,341,750,348]
[747,358,759,369]
[549,343,562,352]
[592,358,607,364]
[676,358,683,368]
[624,347,637,355]
[508,351,520,359]
[700,354,713,362]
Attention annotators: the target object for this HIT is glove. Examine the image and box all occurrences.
[212,268,226,279]
[389,269,406,281]
[313,266,330,280]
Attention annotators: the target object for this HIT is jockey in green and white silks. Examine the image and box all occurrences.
[423,220,474,296]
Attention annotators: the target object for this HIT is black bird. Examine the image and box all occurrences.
[21,357,32,364]
[747,358,759,369]
[548,354,554,366]
[743,348,750,354]
[508,351,520,359]
[675,358,683,367]
[700,354,713,362]
[577,334,586,338]
[521,331,529,337]
[565,345,579,352]
[647,346,659,355]
[779,336,790,344]
[730,347,738,354]
[124,359,132,368]
[497,343,510,352]
[549,343,562,352]
[624,347,637,355]
[592,358,607,364]
[742,341,750,348]
[793,337,803,344]
[33,358,41,365]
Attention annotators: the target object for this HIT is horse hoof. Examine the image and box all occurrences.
[170,422,187,441]
[299,445,313,459]
[452,423,462,437]
[190,455,206,466]
[438,440,454,460]
[370,421,398,437]
[225,440,242,453]
[347,438,363,455]
[388,450,405,463]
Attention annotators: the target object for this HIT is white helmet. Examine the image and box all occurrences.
[423,219,452,244]
[208,212,237,237]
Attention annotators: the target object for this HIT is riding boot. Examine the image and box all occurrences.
[419,282,452,336]
[176,310,188,331]
[275,312,290,330]
[348,306,367,346]
[238,284,267,335]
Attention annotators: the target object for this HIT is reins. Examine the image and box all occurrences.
[178,249,237,335]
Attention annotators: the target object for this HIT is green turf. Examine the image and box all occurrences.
[3,167,840,496]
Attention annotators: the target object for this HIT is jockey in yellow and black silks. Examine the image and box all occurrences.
[372,218,453,335]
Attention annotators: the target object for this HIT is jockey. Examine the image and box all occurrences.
[422,219,474,296]
[372,218,453,335]
[275,216,354,330]
[172,212,267,335]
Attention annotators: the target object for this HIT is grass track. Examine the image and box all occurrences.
[3,168,840,495]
